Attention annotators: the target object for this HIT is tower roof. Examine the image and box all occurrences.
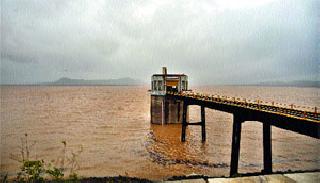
[152,74,187,77]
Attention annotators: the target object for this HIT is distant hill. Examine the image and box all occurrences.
[257,80,319,88]
[39,77,144,86]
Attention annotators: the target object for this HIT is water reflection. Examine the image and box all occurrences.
[146,124,229,169]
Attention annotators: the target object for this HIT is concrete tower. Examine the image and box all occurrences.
[150,67,189,124]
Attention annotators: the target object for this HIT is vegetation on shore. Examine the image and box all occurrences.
[1,134,82,183]
[0,134,153,183]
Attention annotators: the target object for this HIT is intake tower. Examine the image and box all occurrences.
[150,67,188,124]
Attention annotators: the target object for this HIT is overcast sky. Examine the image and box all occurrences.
[1,0,319,85]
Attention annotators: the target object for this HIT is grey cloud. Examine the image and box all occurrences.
[1,52,38,63]
[1,0,319,85]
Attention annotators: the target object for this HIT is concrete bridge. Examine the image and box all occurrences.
[166,91,319,177]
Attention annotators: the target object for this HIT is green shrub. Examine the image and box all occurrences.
[11,134,82,182]
[17,160,45,182]
[45,166,64,180]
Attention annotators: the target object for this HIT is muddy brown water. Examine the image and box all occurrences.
[1,86,319,180]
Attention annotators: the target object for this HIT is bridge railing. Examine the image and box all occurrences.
[166,91,319,120]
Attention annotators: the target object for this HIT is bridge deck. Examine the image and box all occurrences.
[167,91,319,123]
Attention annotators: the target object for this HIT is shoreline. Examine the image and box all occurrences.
[2,169,320,182]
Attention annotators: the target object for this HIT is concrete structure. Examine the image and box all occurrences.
[160,172,320,183]
[208,172,320,183]
[169,91,319,177]
[150,67,188,124]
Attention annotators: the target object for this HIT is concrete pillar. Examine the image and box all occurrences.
[201,106,206,142]
[181,102,187,142]
[263,122,272,174]
[230,114,243,177]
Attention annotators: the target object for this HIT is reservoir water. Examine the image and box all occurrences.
[1,86,319,180]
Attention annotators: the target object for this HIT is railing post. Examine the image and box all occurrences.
[263,122,272,174]
[230,114,243,177]
[181,101,187,142]
[201,106,206,142]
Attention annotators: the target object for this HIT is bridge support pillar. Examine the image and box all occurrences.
[181,104,206,142]
[263,122,272,174]
[230,114,243,177]
[201,106,206,142]
[181,102,187,142]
